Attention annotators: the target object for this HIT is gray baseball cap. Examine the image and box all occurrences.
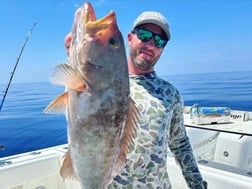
[132,11,171,41]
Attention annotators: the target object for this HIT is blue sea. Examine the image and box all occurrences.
[0,71,251,158]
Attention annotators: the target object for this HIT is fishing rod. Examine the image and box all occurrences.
[0,19,39,111]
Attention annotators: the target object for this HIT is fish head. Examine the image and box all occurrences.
[69,2,128,92]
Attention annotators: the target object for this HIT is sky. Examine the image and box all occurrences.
[0,0,252,84]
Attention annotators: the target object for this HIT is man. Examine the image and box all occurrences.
[64,10,207,189]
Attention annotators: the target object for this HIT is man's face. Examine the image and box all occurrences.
[128,23,166,73]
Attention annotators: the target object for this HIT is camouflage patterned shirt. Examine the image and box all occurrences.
[107,72,205,189]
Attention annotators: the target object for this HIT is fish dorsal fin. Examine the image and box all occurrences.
[108,97,140,184]
[43,92,68,114]
[51,63,86,91]
[60,151,78,181]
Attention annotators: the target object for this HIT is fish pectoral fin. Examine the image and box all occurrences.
[51,63,87,91]
[43,92,68,114]
[123,97,140,147]
[110,97,140,181]
[60,151,78,181]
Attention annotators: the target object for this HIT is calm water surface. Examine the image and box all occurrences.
[0,71,251,157]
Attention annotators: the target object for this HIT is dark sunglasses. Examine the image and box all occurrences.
[131,28,167,48]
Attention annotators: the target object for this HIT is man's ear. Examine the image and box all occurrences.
[64,33,72,48]
[127,33,133,41]
[64,33,72,56]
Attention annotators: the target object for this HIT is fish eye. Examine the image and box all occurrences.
[109,37,119,48]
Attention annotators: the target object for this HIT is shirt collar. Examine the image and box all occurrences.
[129,71,157,80]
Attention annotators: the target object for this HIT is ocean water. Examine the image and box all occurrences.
[0,71,251,158]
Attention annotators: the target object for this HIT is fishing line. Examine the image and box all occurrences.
[0,19,39,111]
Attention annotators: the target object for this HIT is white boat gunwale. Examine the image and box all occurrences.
[0,107,252,189]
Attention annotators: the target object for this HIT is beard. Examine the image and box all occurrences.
[130,47,160,72]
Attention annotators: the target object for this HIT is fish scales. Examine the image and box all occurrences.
[44,2,138,189]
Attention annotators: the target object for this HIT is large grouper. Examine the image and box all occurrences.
[44,2,139,188]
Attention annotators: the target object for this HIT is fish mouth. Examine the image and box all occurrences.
[82,2,116,35]
[74,2,117,69]
[72,2,119,91]
[72,2,116,41]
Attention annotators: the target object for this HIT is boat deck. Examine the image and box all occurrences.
[1,144,252,189]
[184,109,252,136]
[0,108,251,189]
